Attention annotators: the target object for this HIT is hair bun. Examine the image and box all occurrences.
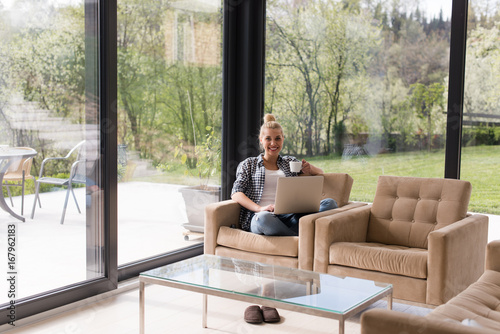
[263,114,276,123]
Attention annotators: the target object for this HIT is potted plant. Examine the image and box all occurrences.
[175,126,221,238]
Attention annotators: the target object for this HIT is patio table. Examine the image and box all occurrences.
[0,147,37,222]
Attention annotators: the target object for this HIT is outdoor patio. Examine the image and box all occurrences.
[1,181,499,307]
[0,181,203,304]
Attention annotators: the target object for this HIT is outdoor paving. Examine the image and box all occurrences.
[0,181,202,303]
[0,181,499,306]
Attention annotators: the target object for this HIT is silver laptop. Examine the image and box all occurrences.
[273,176,324,215]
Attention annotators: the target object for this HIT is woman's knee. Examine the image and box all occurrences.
[250,211,274,233]
[253,211,274,222]
[320,198,338,211]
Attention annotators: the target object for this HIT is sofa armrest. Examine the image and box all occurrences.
[298,202,367,270]
[204,200,241,255]
[427,213,489,305]
[486,240,500,272]
[313,205,371,272]
[361,309,492,334]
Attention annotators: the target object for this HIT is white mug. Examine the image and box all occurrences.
[290,161,302,173]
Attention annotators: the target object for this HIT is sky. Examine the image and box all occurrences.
[1,0,80,9]
[0,0,454,21]
[422,0,453,20]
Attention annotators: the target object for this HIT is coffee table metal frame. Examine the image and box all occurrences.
[139,255,392,334]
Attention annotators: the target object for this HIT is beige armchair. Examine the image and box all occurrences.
[204,173,366,271]
[314,175,489,305]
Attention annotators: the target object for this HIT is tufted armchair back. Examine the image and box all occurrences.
[367,176,472,249]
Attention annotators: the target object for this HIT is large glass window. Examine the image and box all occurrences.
[116,0,222,266]
[266,0,452,201]
[462,0,500,215]
[0,0,103,304]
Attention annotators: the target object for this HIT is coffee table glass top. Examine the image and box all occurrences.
[141,255,392,315]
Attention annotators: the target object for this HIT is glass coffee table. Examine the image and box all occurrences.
[139,255,392,334]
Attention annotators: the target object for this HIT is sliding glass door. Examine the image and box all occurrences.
[0,0,108,322]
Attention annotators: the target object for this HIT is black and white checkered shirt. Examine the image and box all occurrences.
[231,154,300,231]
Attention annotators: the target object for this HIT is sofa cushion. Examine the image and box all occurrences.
[329,242,428,279]
[368,176,471,248]
[426,270,500,331]
[217,226,299,257]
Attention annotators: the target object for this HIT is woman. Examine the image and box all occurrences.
[231,114,337,236]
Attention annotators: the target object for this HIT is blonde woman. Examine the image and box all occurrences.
[231,114,337,236]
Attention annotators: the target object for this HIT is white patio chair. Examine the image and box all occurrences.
[31,140,86,224]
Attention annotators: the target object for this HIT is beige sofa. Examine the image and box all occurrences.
[361,240,500,334]
[314,175,489,305]
[204,173,365,270]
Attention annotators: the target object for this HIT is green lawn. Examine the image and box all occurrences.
[306,145,500,215]
[127,145,500,215]
[8,146,496,214]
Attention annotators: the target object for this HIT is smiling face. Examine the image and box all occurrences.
[260,127,284,159]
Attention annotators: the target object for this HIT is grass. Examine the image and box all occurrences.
[131,145,500,214]
[7,145,496,214]
[305,145,500,215]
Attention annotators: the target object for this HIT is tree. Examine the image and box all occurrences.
[266,0,378,156]
[117,0,166,153]
[8,5,85,118]
[463,24,500,126]
[409,82,445,151]
[117,0,222,168]
[267,3,324,156]
[320,3,377,154]
[3,4,85,155]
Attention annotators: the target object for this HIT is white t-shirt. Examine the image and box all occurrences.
[259,168,285,207]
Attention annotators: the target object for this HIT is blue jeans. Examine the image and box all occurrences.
[250,198,338,236]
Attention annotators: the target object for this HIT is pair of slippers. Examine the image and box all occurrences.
[244,305,280,324]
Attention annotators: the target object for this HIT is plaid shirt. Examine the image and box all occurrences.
[231,154,300,231]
